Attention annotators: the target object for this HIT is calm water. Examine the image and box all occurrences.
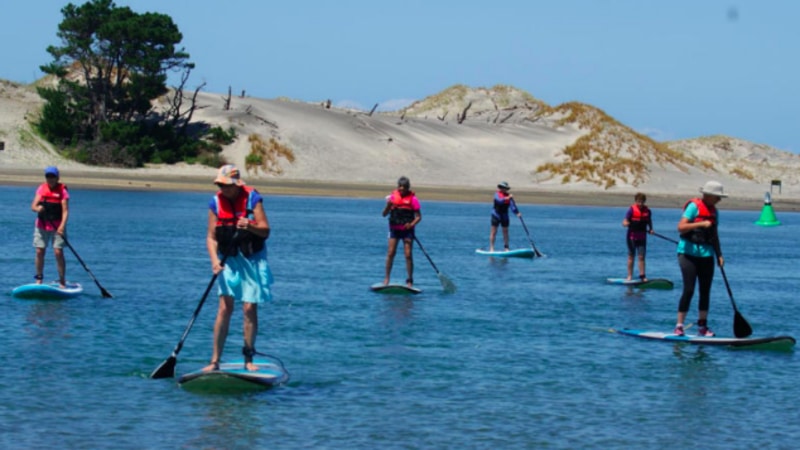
[1,185,799,449]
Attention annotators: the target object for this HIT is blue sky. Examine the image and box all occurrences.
[2,1,798,152]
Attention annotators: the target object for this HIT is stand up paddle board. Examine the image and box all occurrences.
[11,282,83,300]
[179,358,290,393]
[614,328,796,351]
[370,283,422,295]
[475,248,535,258]
[606,278,674,290]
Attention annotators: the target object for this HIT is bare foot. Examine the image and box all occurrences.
[201,361,220,372]
[245,362,259,372]
[382,278,390,285]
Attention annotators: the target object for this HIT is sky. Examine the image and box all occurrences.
[2,0,798,152]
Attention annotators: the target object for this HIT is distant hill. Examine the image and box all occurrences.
[2,78,799,198]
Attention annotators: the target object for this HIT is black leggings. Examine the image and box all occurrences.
[678,254,715,313]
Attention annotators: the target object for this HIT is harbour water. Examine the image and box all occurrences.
[1,185,798,449]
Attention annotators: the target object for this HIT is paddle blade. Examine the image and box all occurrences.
[733,311,753,338]
[438,273,457,294]
[150,356,177,379]
[100,287,113,298]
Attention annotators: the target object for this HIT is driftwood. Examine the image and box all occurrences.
[368,103,378,116]
[457,101,472,124]
[499,112,514,124]
[437,111,448,121]
[222,86,232,110]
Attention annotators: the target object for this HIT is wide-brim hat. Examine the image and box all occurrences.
[213,164,245,186]
[699,181,728,198]
[497,181,510,190]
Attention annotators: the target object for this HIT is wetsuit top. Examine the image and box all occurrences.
[35,182,69,231]
[492,190,519,219]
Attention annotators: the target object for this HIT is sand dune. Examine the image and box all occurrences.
[2,80,799,210]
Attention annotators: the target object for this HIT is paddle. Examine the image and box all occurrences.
[47,220,113,298]
[150,239,237,379]
[652,232,678,245]
[718,263,753,338]
[413,236,457,294]
[517,215,544,257]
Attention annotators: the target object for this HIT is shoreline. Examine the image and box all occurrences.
[2,167,797,211]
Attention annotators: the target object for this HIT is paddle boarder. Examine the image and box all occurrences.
[622,192,654,282]
[30,166,69,288]
[203,165,274,372]
[673,181,727,337]
[382,176,422,288]
[489,181,521,252]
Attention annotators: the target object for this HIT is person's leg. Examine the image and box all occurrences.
[489,225,498,252]
[383,237,399,284]
[696,257,716,332]
[203,295,235,371]
[34,248,46,283]
[501,225,510,250]
[675,254,698,333]
[626,238,635,280]
[54,247,66,287]
[637,242,647,281]
[403,237,414,287]
[242,302,258,371]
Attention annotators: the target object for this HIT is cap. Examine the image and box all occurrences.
[497,181,510,190]
[44,166,60,177]
[699,181,728,198]
[213,164,244,186]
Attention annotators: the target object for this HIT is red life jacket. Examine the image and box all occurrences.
[38,182,68,222]
[628,204,651,232]
[388,189,417,225]
[214,186,265,256]
[680,198,718,244]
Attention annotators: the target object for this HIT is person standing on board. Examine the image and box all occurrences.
[622,192,654,281]
[382,176,422,288]
[673,181,727,337]
[203,164,273,372]
[30,166,70,288]
[489,181,521,252]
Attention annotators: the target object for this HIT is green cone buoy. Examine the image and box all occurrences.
[755,192,781,227]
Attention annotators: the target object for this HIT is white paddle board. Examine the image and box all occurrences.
[179,358,290,393]
[369,283,422,295]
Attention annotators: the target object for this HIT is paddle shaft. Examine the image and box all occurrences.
[413,235,442,274]
[511,199,542,257]
[715,248,753,338]
[46,219,113,298]
[652,232,678,245]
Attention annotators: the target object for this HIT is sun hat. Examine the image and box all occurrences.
[699,181,728,198]
[213,164,244,186]
[44,166,59,177]
[497,181,510,190]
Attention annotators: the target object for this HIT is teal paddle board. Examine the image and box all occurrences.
[606,278,674,290]
[370,283,422,295]
[179,358,290,393]
[614,328,795,351]
[475,248,536,258]
[11,282,83,300]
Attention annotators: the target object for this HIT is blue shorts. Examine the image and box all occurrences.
[389,227,415,240]
[217,248,274,304]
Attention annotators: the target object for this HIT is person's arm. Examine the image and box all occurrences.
[31,190,43,214]
[206,210,223,273]
[240,202,270,240]
[57,198,69,235]
[510,197,520,217]
[408,210,422,229]
[622,207,632,227]
[382,195,392,217]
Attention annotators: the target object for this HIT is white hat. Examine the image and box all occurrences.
[699,181,728,198]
